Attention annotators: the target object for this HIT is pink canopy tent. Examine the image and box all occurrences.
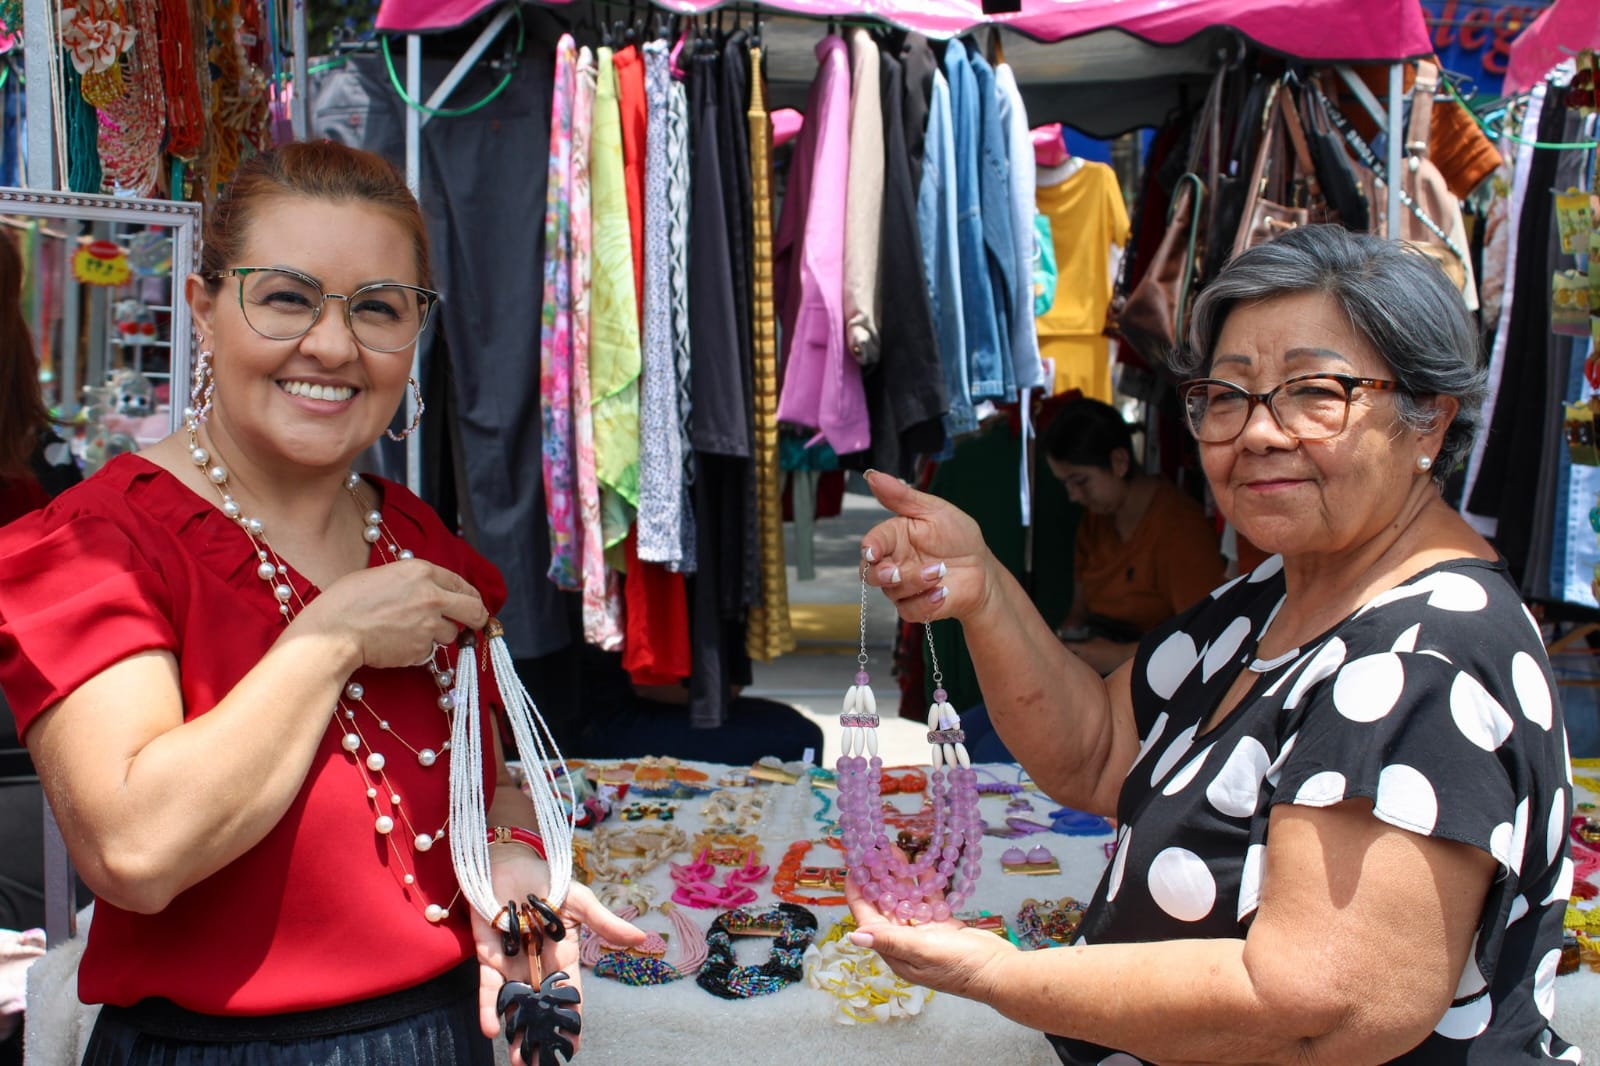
[377,0,1431,63]
[1504,0,1600,96]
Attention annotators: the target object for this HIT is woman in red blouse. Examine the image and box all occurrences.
[0,143,639,1065]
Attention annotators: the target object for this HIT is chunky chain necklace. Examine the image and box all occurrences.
[183,418,463,923]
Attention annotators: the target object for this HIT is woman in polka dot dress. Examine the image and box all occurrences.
[850,226,1578,1064]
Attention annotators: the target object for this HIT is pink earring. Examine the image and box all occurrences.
[386,377,424,441]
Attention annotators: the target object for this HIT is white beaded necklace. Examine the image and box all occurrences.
[181,382,576,929]
[184,419,463,921]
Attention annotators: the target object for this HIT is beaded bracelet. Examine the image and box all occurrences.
[694,902,819,1000]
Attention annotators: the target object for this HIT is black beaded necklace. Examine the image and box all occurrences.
[694,902,819,1000]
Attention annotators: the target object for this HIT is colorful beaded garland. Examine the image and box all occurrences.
[694,902,818,1000]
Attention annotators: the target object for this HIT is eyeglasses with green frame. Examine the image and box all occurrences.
[1179,373,1405,444]
[208,266,439,353]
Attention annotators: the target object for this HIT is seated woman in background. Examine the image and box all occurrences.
[1045,397,1223,675]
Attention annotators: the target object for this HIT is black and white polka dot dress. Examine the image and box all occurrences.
[1048,555,1581,1065]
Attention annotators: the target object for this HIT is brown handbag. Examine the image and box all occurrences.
[1393,61,1470,293]
[1115,65,1227,368]
[1231,82,1330,260]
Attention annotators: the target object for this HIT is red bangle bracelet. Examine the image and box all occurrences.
[487,826,547,859]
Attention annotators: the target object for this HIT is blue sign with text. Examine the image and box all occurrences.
[1420,0,1553,97]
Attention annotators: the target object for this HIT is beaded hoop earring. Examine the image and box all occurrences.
[186,348,214,425]
[386,377,425,441]
[835,565,984,924]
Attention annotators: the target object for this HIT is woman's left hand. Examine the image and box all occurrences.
[471,851,646,1053]
[844,876,1016,1001]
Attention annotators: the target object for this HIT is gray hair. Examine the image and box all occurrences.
[1175,225,1486,484]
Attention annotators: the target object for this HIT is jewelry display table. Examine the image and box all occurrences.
[24,758,1600,1065]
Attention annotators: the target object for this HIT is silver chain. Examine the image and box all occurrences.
[857,563,870,668]
[925,622,943,690]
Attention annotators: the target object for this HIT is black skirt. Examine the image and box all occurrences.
[81,958,493,1066]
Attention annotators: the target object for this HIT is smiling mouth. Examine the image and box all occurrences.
[279,380,356,402]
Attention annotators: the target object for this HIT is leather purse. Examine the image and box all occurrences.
[1231,81,1329,260]
[1394,61,1470,294]
[1115,65,1227,369]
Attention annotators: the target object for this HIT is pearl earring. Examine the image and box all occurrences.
[1417,456,1433,472]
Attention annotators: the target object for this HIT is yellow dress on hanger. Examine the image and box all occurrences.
[1034,160,1129,401]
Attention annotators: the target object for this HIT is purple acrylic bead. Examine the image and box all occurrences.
[855,671,870,686]
[932,688,948,704]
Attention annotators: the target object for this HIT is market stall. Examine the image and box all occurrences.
[25,753,1600,1062]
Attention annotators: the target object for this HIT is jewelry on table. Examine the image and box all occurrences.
[580,901,708,984]
[1000,845,1060,876]
[959,911,1014,942]
[974,765,1026,796]
[625,756,712,793]
[836,569,983,923]
[773,838,848,906]
[695,902,819,1000]
[1047,806,1115,836]
[1014,897,1088,949]
[620,800,678,821]
[698,787,769,832]
[808,768,841,835]
[586,824,687,887]
[690,831,762,867]
[804,913,933,1024]
[669,847,768,909]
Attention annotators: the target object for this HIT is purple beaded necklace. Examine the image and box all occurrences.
[836,567,983,923]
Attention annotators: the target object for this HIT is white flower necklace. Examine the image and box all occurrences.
[184,420,470,921]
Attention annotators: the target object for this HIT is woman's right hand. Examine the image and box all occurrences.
[293,558,490,670]
[860,471,997,624]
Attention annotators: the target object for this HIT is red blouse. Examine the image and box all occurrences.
[0,454,509,1014]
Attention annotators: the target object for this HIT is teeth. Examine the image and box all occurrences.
[281,380,354,402]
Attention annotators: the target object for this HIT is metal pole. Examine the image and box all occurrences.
[404,35,422,495]
[22,0,55,189]
[1387,62,1403,239]
[291,0,311,140]
[42,802,76,945]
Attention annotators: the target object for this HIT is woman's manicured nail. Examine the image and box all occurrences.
[848,931,875,948]
[862,545,876,563]
[879,565,902,585]
[929,586,949,604]
[921,562,947,582]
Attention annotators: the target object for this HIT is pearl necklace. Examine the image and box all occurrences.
[183,421,461,923]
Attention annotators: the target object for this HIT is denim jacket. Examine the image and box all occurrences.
[917,68,975,439]
[943,41,1005,401]
[968,43,1016,400]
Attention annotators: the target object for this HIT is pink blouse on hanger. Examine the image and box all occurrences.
[774,35,868,457]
